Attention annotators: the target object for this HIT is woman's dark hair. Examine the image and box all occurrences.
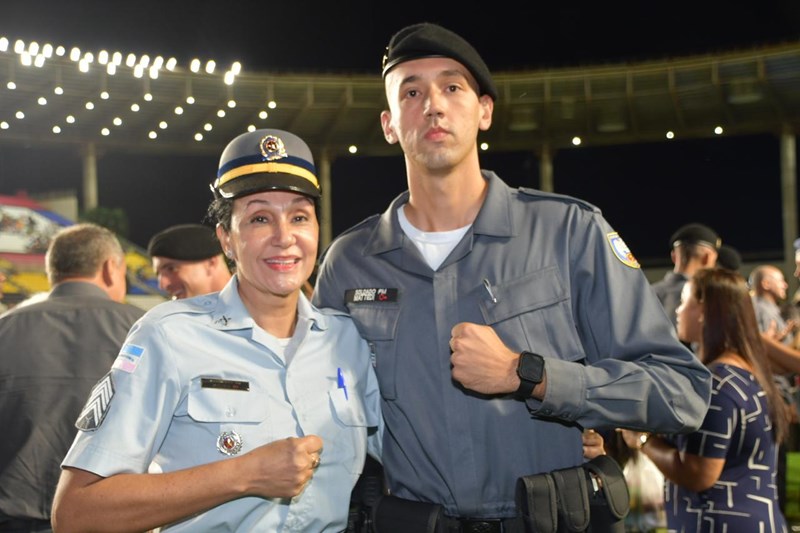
[692,267,791,443]
[205,197,234,232]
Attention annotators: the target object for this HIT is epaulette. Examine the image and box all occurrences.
[517,187,601,213]
[316,306,351,319]
[142,296,215,320]
[319,213,381,262]
[333,213,381,240]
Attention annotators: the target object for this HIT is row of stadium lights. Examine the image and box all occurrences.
[0,36,288,142]
[568,126,725,146]
[479,124,726,150]
[0,36,728,151]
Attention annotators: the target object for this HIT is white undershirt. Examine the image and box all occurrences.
[260,329,292,360]
[398,204,471,270]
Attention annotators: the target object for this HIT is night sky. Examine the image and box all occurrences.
[1,0,799,265]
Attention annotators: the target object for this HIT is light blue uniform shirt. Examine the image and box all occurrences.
[63,276,382,532]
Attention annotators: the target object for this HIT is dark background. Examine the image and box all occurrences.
[1,0,799,265]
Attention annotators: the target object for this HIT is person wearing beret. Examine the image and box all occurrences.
[650,222,721,328]
[716,243,742,272]
[51,129,382,532]
[312,22,712,531]
[147,223,232,300]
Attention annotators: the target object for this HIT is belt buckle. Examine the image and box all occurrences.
[460,518,503,533]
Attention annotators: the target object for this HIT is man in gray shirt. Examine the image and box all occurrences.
[651,223,720,327]
[314,21,711,531]
[0,223,143,531]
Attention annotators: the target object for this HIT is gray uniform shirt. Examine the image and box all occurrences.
[313,171,711,518]
[0,282,143,521]
[651,271,688,327]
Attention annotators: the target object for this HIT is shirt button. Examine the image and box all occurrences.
[226,407,236,417]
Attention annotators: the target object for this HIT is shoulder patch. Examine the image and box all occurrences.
[517,187,600,213]
[606,232,640,269]
[113,342,145,373]
[75,372,114,431]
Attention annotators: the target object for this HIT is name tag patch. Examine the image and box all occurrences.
[345,288,398,303]
[201,378,250,391]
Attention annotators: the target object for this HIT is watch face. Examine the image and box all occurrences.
[518,352,544,383]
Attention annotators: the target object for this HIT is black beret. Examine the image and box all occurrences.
[147,224,222,261]
[670,223,721,250]
[717,244,741,271]
[381,22,498,101]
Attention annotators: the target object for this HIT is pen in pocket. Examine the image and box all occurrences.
[482,278,498,304]
[337,367,349,400]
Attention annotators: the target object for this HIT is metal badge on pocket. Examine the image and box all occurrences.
[217,430,243,456]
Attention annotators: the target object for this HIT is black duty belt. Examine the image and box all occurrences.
[444,516,524,533]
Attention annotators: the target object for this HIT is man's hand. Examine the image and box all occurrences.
[582,429,606,459]
[242,435,323,499]
[765,318,797,342]
[449,322,520,394]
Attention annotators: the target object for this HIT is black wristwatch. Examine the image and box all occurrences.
[515,351,545,400]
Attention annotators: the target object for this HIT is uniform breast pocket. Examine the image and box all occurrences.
[347,304,400,400]
[479,267,585,363]
[326,371,371,477]
[186,378,270,454]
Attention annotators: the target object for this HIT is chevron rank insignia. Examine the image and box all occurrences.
[75,372,115,431]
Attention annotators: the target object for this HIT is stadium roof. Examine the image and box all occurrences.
[2,39,800,158]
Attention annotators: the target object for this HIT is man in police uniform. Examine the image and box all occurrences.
[313,22,712,531]
[651,222,720,327]
[147,223,232,300]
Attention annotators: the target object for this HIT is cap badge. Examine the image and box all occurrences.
[217,430,243,456]
[259,134,287,162]
[381,48,389,71]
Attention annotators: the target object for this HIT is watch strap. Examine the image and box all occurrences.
[516,374,537,400]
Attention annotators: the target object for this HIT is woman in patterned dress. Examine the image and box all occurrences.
[621,267,791,533]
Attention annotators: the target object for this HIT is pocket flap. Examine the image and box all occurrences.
[480,267,568,325]
[187,379,266,423]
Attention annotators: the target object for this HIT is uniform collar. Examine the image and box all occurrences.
[210,274,327,331]
[49,281,111,300]
[364,170,514,256]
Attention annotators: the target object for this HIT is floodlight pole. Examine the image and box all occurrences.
[82,141,98,211]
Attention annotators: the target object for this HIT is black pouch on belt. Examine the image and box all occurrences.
[583,455,629,532]
[371,494,445,533]
[515,455,629,533]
